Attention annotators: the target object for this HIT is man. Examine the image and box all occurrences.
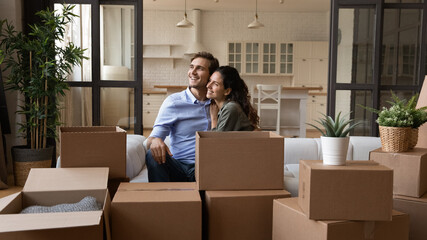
[146,52,219,182]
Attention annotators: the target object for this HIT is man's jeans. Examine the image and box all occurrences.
[146,149,195,182]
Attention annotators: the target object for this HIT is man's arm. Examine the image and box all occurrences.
[146,136,172,164]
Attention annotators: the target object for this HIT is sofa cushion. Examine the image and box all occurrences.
[126,134,146,180]
[284,138,321,165]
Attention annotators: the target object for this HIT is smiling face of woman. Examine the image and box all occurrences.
[206,71,231,104]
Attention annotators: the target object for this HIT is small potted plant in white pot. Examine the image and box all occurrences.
[307,112,361,165]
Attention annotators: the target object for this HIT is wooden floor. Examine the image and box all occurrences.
[0,129,322,200]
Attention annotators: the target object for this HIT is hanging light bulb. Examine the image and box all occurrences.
[176,0,193,28]
[248,0,264,29]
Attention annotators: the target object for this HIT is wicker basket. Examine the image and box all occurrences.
[379,126,411,152]
[409,128,419,149]
[13,160,51,186]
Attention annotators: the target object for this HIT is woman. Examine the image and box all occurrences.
[207,66,259,131]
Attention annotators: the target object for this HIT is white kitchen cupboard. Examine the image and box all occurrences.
[293,41,328,88]
[143,92,166,128]
[306,94,327,129]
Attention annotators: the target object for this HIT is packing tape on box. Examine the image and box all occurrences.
[364,221,376,240]
[122,188,195,191]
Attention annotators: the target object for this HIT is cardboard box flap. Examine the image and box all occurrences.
[197,131,283,139]
[23,168,109,192]
[60,126,123,133]
[117,182,196,191]
[0,192,21,213]
[113,190,201,203]
[0,211,103,233]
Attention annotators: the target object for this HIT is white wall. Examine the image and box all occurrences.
[0,0,24,176]
[143,10,329,90]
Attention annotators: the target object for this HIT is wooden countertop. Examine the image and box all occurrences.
[154,85,187,89]
[143,90,167,94]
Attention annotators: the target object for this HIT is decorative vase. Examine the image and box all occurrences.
[408,128,419,149]
[378,126,411,152]
[321,136,349,166]
[12,146,53,186]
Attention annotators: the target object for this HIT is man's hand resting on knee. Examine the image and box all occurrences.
[147,137,173,164]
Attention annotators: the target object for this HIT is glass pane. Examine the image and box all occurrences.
[287,55,293,62]
[253,63,258,73]
[337,8,375,84]
[246,63,252,73]
[246,43,252,52]
[336,90,372,136]
[281,44,286,53]
[270,55,276,62]
[263,55,269,62]
[236,63,241,72]
[381,9,421,86]
[236,43,241,52]
[101,87,135,130]
[254,43,258,52]
[229,43,235,52]
[280,64,286,73]
[254,54,258,62]
[58,87,92,127]
[270,64,275,73]
[101,5,135,81]
[380,90,416,108]
[229,54,234,62]
[55,4,92,82]
[263,64,268,73]
[288,44,293,54]
[264,44,269,53]
[270,44,276,53]
[287,63,292,73]
[281,55,286,62]
[246,55,252,62]
[385,0,423,3]
[236,54,241,62]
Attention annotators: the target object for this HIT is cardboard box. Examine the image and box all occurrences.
[111,182,201,240]
[0,168,111,240]
[60,126,126,179]
[117,182,196,191]
[204,190,291,240]
[196,131,284,190]
[273,198,409,240]
[370,148,427,197]
[416,76,427,148]
[298,160,393,221]
[393,193,427,240]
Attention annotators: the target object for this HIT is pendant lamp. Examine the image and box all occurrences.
[176,0,193,28]
[248,0,264,29]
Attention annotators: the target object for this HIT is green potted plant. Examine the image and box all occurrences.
[359,91,427,152]
[0,5,86,186]
[307,112,361,165]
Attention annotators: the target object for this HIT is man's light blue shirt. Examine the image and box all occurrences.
[149,87,211,164]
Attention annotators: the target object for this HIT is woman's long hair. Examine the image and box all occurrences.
[216,66,260,128]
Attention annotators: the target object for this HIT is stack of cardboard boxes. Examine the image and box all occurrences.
[111,131,291,240]
[370,148,427,240]
[272,160,410,240]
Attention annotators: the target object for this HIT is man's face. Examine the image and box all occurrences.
[188,57,210,90]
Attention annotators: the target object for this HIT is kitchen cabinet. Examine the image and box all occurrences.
[306,94,327,129]
[143,92,166,128]
[293,41,328,88]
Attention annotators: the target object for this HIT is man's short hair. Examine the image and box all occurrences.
[191,52,219,75]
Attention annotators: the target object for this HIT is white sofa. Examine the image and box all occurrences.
[126,135,381,197]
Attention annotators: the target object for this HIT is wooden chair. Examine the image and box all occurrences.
[256,84,282,134]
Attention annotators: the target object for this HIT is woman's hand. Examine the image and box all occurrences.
[210,100,219,129]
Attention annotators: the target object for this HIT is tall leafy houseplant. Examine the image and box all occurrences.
[307,112,361,166]
[0,5,86,185]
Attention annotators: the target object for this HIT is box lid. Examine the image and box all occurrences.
[113,190,201,203]
[207,190,291,198]
[23,168,109,192]
[0,211,103,232]
[197,131,283,139]
[302,160,391,171]
[118,182,196,191]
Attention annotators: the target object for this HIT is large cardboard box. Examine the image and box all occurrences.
[60,126,126,179]
[205,190,291,240]
[196,131,284,190]
[416,76,427,148]
[117,182,196,191]
[111,182,201,240]
[0,168,111,240]
[273,198,409,240]
[370,148,427,197]
[298,160,393,221]
[393,193,427,240]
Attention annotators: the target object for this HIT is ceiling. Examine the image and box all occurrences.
[143,0,330,12]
